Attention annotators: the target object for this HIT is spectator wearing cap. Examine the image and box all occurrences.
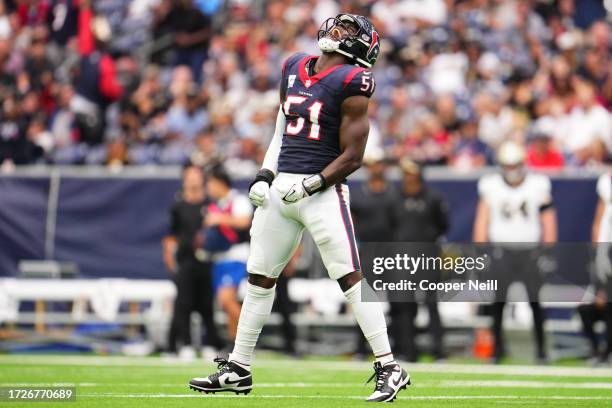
[526,120,564,169]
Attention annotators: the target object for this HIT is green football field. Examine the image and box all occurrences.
[1,354,612,407]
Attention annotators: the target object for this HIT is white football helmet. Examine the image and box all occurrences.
[497,141,526,184]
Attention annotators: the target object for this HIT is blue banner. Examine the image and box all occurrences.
[0,174,600,279]
[0,178,48,275]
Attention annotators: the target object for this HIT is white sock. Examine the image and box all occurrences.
[344,280,394,363]
[229,282,275,368]
[377,354,396,366]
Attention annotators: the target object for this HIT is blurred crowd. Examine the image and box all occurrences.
[0,0,610,173]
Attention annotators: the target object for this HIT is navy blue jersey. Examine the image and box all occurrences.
[277,53,375,174]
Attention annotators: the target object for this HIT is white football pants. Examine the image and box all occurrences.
[247,172,361,280]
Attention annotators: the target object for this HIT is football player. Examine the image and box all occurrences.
[189,14,410,402]
[473,141,557,363]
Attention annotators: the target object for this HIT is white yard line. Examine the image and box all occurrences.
[74,393,612,401]
[440,380,612,389]
[0,383,353,388]
[3,380,612,389]
[2,355,612,378]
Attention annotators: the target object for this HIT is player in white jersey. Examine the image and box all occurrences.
[594,172,612,244]
[582,171,612,363]
[473,141,557,363]
[593,172,612,284]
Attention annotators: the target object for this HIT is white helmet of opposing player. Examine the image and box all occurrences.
[497,141,526,184]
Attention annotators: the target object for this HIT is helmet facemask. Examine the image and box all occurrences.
[317,16,359,53]
[497,141,527,185]
[317,14,380,68]
[501,164,526,185]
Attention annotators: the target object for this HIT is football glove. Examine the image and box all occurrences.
[249,181,269,207]
[248,169,275,207]
[275,179,308,204]
[276,174,326,205]
[594,243,612,284]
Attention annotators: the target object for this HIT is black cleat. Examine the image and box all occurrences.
[189,357,253,394]
[365,362,410,402]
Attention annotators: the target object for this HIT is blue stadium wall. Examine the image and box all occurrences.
[0,170,599,279]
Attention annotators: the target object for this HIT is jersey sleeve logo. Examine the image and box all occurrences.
[288,74,296,89]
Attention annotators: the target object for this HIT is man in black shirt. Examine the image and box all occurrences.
[393,160,449,243]
[163,165,223,358]
[351,150,398,243]
[391,159,449,361]
[350,150,399,357]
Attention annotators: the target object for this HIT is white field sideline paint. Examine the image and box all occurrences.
[3,381,612,389]
[0,383,354,388]
[2,355,612,378]
[75,393,612,401]
[440,380,612,389]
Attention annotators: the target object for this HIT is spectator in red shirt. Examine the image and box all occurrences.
[526,130,565,169]
[71,1,123,145]
[17,0,50,28]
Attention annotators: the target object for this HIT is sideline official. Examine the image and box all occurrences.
[391,159,449,361]
[350,149,399,357]
[163,164,223,359]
